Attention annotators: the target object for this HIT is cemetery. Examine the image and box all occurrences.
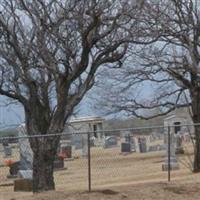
[0,122,197,200]
[0,115,196,200]
[0,0,200,199]
[0,140,198,200]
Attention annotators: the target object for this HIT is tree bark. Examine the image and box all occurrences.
[25,106,62,192]
[193,125,200,172]
[30,137,60,192]
[32,144,55,192]
[191,88,200,172]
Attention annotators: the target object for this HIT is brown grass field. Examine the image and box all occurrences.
[0,143,200,200]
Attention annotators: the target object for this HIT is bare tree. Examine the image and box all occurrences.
[93,0,200,172]
[0,0,152,192]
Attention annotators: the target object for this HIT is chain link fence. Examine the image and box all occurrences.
[0,124,197,195]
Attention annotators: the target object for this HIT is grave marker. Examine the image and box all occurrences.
[162,131,179,171]
[104,136,118,148]
[121,143,131,152]
[134,137,140,152]
[3,146,12,158]
[18,170,33,179]
[175,133,184,154]
[18,124,33,170]
[138,137,147,153]
[82,134,88,157]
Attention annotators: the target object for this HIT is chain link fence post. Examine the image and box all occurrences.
[87,132,91,192]
[168,126,171,182]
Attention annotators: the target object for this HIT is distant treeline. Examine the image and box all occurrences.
[0,128,18,143]
[104,116,164,135]
[0,117,165,141]
[0,128,18,137]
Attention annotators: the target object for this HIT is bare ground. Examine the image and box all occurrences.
[2,180,200,200]
[0,143,199,200]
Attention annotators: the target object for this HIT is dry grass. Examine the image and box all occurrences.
[0,143,197,200]
[2,180,200,200]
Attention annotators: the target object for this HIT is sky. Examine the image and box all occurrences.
[0,94,96,129]
[0,79,155,129]
[0,97,24,128]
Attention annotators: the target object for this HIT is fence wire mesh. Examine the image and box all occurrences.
[0,124,198,196]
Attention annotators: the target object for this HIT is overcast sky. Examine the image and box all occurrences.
[0,94,96,129]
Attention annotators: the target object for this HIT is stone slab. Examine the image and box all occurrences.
[18,125,33,170]
[64,158,74,161]
[121,143,131,153]
[138,137,147,153]
[104,136,118,148]
[14,179,33,192]
[3,146,12,157]
[54,159,64,169]
[7,175,18,179]
[18,170,33,179]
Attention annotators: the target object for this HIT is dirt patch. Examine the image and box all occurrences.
[163,184,200,195]
[2,182,200,200]
[91,189,119,195]
[0,183,14,187]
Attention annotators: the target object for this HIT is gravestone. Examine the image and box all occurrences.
[121,143,131,152]
[148,144,166,152]
[54,156,64,169]
[175,133,184,154]
[148,145,159,152]
[14,179,33,192]
[18,125,33,170]
[104,136,118,148]
[125,134,131,143]
[60,144,72,158]
[3,146,12,158]
[159,144,166,150]
[72,134,83,149]
[162,132,179,171]
[138,137,147,153]
[18,124,65,175]
[2,141,9,147]
[149,135,155,142]
[18,170,33,179]
[90,137,95,147]
[134,137,140,152]
[124,134,136,152]
[82,134,88,157]
[130,138,136,152]
[9,161,20,177]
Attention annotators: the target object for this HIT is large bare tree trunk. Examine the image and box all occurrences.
[0,0,135,193]
[32,144,55,192]
[193,125,200,172]
[30,137,60,192]
[25,106,62,192]
[191,88,200,172]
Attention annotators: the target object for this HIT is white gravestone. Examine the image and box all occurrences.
[18,170,33,179]
[18,124,33,171]
[3,145,12,158]
[175,132,184,154]
[82,134,88,157]
[162,131,179,171]
[134,137,140,152]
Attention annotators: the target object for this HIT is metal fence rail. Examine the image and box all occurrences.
[0,124,197,194]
